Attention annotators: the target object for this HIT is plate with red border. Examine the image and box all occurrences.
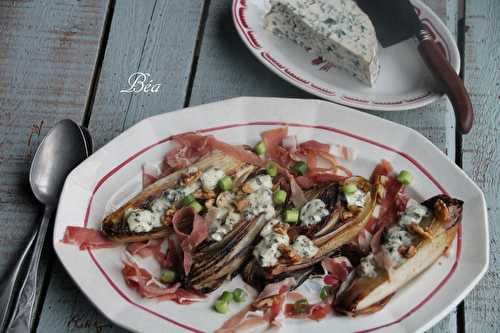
[232,0,460,111]
[53,98,487,333]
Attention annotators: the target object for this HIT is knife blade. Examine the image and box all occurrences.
[356,0,474,134]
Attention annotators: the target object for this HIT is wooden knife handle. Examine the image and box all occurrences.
[417,38,474,134]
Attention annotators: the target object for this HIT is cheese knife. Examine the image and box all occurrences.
[356,0,473,134]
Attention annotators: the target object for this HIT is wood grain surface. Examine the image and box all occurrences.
[86,0,206,149]
[36,0,206,331]
[0,0,109,328]
[462,0,499,331]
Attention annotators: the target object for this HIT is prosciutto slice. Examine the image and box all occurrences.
[207,137,264,166]
[370,159,393,184]
[165,133,212,170]
[62,226,115,250]
[295,175,315,189]
[172,207,209,275]
[261,127,288,160]
[298,140,330,153]
[122,259,205,304]
[122,260,180,298]
[255,277,297,304]
[321,257,353,282]
[126,239,172,268]
[308,168,348,183]
[284,301,331,321]
[216,278,296,333]
[289,177,307,208]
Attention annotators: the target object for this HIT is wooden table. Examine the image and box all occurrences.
[0,0,497,332]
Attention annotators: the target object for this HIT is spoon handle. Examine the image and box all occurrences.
[5,205,54,333]
[0,230,37,332]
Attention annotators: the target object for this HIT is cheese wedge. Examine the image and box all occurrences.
[264,0,379,86]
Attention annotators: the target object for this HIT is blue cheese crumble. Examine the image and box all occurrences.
[125,208,162,233]
[300,199,330,226]
[264,0,379,85]
[253,231,290,267]
[244,174,273,192]
[243,188,276,221]
[358,253,378,278]
[345,189,368,207]
[200,167,225,191]
[209,208,242,242]
[291,235,318,259]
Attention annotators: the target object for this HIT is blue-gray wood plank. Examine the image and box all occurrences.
[36,0,206,332]
[0,0,109,329]
[462,0,499,331]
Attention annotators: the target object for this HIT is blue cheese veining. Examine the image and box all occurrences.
[358,253,378,278]
[300,199,330,226]
[291,235,318,259]
[243,174,273,192]
[253,230,290,267]
[209,208,242,242]
[200,167,225,191]
[243,188,276,221]
[345,188,368,207]
[264,0,379,85]
[125,208,162,233]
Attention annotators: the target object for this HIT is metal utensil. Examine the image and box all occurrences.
[79,125,94,155]
[0,119,88,333]
[356,0,474,134]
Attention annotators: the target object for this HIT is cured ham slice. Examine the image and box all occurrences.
[207,137,264,166]
[62,226,115,250]
[126,239,172,268]
[261,127,288,160]
[165,133,212,170]
[289,177,307,207]
[172,207,209,275]
[122,260,180,298]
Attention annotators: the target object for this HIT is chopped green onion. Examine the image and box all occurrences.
[181,194,195,206]
[266,162,278,177]
[233,288,247,303]
[283,208,299,224]
[292,161,309,175]
[160,269,178,284]
[218,176,233,191]
[320,286,330,300]
[342,183,358,195]
[213,299,229,314]
[189,200,203,213]
[396,170,413,185]
[254,141,267,156]
[220,291,234,303]
[273,190,287,205]
[293,299,309,313]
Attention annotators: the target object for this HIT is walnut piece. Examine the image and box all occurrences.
[278,245,301,264]
[407,223,433,240]
[180,170,202,186]
[399,245,417,258]
[272,223,289,236]
[162,208,176,225]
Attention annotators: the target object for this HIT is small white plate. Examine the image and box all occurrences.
[54,98,487,333]
[232,0,460,111]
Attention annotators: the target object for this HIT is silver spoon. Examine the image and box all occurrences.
[79,125,93,156]
[0,119,89,333]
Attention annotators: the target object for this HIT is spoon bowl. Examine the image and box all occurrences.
[29,119,88,206]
